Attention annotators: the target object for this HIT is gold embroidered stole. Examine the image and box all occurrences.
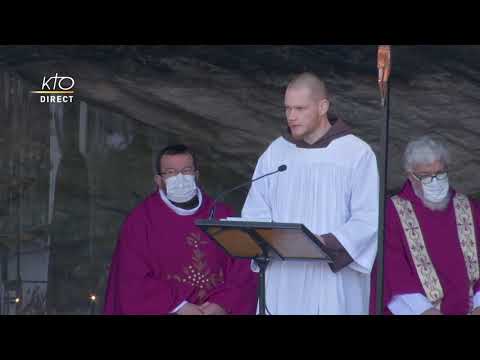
[392,193,479,308]
[391,196,443,306]
[452,194,480,296]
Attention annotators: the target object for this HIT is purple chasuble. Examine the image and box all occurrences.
[370,181,480,315]
[103,190,258,315]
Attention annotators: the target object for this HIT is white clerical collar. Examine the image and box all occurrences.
[159,189,203,216]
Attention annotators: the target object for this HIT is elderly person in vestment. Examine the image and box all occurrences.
[104,144,258,315]
[241,72,379,314]
[371,135,480,315]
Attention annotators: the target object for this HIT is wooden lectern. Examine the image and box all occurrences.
[195,219,334,315]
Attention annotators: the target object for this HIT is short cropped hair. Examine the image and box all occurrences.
[155,144,198,175]
[403,135,450,172]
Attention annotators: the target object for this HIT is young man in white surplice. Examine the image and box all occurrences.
[241,72,379,315]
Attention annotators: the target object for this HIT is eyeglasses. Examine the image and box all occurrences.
[160,167,196,178]
[411,171,448,185]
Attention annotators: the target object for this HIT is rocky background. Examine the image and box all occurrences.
[1,45,479,314]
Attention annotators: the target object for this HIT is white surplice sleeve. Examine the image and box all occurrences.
[241,151,273,221]
[390,291,480,314]
[330,148,379,274]
[388,293,434,315]
[474,291,480,309]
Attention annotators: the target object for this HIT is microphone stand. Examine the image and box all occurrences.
[207,165,287,314]
[208,166,286,220]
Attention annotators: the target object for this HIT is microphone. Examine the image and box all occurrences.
[208,164,287,220]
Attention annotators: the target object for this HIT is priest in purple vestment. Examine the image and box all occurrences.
[371,135,480,315]
[103,144,258,315]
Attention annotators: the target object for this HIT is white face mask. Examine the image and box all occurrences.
[165,174,197,203]
[422,176,449,203]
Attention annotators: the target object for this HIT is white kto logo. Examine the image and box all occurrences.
[31,73,75,103]
[41,74,75,91]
